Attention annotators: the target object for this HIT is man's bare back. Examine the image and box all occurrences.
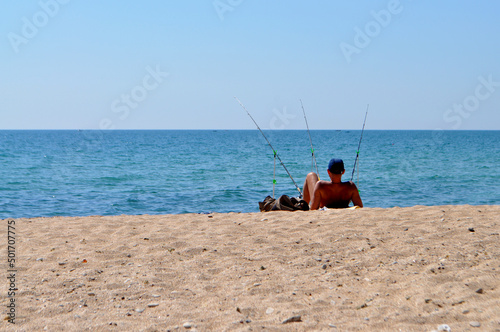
[312,180,361,209]
[302,158,363,210]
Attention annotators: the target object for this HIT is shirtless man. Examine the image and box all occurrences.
[303,158,363,210]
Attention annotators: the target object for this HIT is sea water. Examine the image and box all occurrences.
[0,130,498,218]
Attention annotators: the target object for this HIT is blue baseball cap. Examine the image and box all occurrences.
[328,158,344,174]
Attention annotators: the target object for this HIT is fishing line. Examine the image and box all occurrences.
[273,150,276,198]
[351,104,369,183]
[235,97,303,197]
[300,99,320,179]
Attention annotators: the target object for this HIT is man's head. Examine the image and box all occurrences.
[328,158,345,174]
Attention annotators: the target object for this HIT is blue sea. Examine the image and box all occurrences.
[0,130,498,219]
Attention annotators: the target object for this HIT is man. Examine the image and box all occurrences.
[303,158,363,210]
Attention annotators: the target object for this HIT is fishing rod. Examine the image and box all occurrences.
[300,99,320,179]
[235,97,303,198]
[350,104,369,182]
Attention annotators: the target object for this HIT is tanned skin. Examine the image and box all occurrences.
[302,170,363,210]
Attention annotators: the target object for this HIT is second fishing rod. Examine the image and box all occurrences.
[351,104,369,183]
[236,98,369,198]
[235,97,303,198]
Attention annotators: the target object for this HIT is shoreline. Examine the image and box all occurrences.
[2,205,499,331]
[4,203,500,221]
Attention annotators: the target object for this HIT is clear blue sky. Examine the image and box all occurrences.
[1,0,499,130]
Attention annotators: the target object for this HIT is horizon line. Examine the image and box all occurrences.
[0,128,498,131]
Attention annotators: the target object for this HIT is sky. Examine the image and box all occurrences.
[1,0,499,130]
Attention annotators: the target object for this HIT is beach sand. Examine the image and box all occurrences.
[2,205,499,331]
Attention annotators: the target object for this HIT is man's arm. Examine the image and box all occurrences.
[309,182,322,210]
[350,183,363,207]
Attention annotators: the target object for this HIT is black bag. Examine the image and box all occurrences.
[258,195,309,212]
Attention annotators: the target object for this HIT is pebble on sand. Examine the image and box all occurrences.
[282,315,302,324]
[437,324,451,331]
[470,321,481,327]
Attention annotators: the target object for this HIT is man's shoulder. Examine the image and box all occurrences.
[339,181,358,193]
[317,181,356,190]
[344,181,358,189]
[316,180,334,188]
